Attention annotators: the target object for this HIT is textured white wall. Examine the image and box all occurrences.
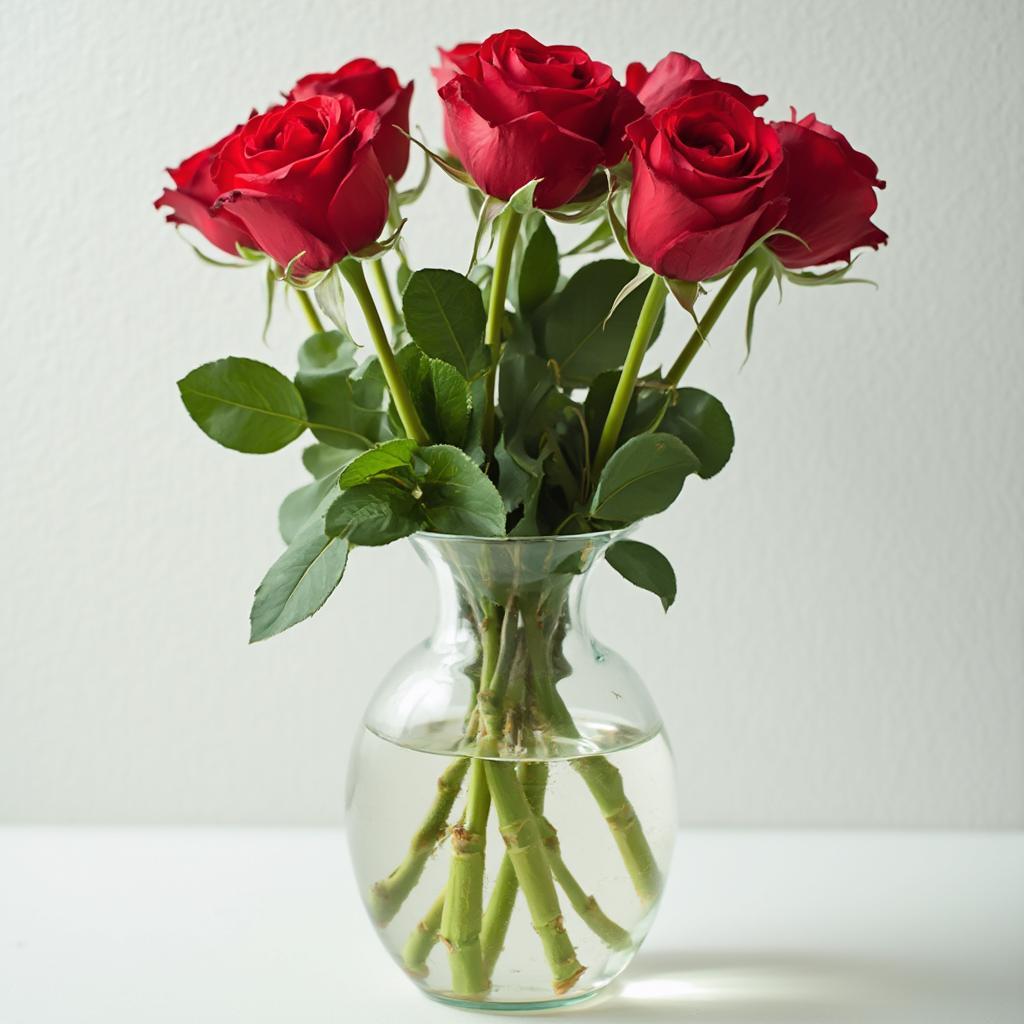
[1,0,1022,827]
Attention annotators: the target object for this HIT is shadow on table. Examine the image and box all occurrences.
[561,949,937,1021]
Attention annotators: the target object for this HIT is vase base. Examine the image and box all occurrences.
[424,987,603,1013]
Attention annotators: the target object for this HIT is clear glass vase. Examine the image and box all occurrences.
[346,531,677,1011]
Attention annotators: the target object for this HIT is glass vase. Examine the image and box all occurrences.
[346,531,677,1011]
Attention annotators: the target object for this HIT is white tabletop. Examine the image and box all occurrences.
[1,828,1021,1023]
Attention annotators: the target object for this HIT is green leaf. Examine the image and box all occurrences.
[494,437,535,513]
[279,473,341,544]
[395,345,472,448]
[590,433,699,523]
[325,480,423,546]
[302,443,359,479]
[606,540,677,611]
[416,445,506,537]
[499,353,570,450]
[297,331,358,375]
[249,516,349,642]
[542,260,665,387]
[660,389,735,479]
[401,269,487,377]
[516,217,559,315]
[337,438,418,489]
[177,357,307,454]
[295,366,389,451]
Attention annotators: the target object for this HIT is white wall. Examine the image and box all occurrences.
[1,0,1022,828]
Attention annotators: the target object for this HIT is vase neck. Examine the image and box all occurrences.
[411,534,611,648]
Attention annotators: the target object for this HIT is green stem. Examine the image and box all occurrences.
[522,603,661,906]
[474,626,585,996]
[402,887,446,977]
[538,812,632,951]
[368,258,401,330]
[439,757,491,997]
[295,287,325,334]
[480,759,547,983]
[481,209,523,460]
[593,276,669,479]
[663,252,758,386]
[339,259,429,445]
[368,757,470,925]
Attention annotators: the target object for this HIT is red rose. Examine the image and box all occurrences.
[626,91,787,282]
[287,58,413,181]
[210,95,389,276]
[436,29,641,209]
[431,43,480,158]
[155,124,259,257]
[769,111,887,269]
[625,52,766,115]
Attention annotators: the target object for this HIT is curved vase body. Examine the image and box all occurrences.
[346,532,677,1010]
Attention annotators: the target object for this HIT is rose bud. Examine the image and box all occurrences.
[769,111,887,269]
[430,42,480,159]
[626,90,787,282]
[287,58,413,181]
[436,29,642,209]
[154,123,259,257]
[210,95,390,277]
[625,51,766,115]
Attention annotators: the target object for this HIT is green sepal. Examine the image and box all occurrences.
[348,219,407,262]
[396,143,432,206]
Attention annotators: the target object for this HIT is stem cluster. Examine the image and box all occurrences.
[367,571,663,999]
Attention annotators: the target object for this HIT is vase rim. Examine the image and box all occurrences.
[409,525,637,545]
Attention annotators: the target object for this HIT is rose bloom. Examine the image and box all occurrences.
[436,29,641,209]
[431,42,480,157]
[287,58,413,181]
[627,90,786,282]
[769,111,886,269]
[625,51,766,115]
[210,95,389,276]
[154,123,258,256]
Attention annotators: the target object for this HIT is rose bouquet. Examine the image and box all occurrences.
[157,29,885,1010]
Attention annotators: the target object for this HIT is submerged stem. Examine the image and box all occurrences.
[522,603,661,905]
[402,887,446,977]
[439,757,491,997]
[368,757,469,925]
[480,759,548,982]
